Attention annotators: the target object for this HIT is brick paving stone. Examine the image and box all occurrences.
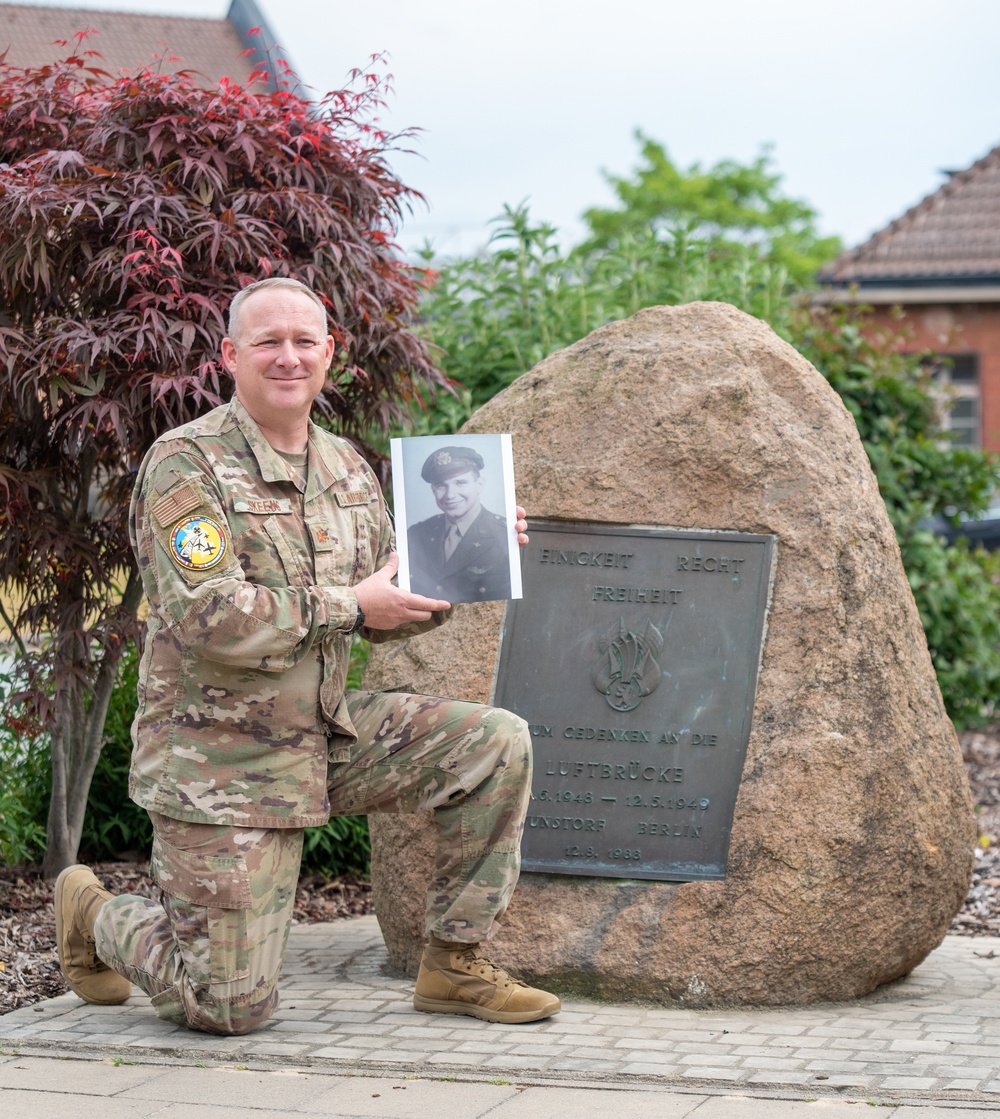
[747,1024,807,1035]
[272,1032,351,1046]
[337,1036,390,1049]
[376,1039,460,1055]
[391,1026,456,1040]
[678,1054,742,1067]
[863,1064,936,1076]
[425,1052,494,1066]
[377,1012,437,1027]
[602,1026,668,1039]
[269,1008,324,1021]
[483,1055,553,1071]
[703,1033,771,1046]
[358,1049,431,1063]
[548,1059,623,1073]
[537,1022,604,1035]
[949,1045,1000,1057]
[926,1030,988,1044]
[805,1060,887,1074]
[620,1062,681,1076]
[323,1022,395,1035]
[789,1048,865,1062]
[453,1041,516,1054]
[814,1075,875,1088]
[739,1057,807,1071]
[538,1031,609,1046]
[920,1015,984,1026]
[878,1077,940,1090]
[306,1047,370,1060]
[441,1018,499,1033]
[681,1067,744,1081]
[804,1026,870,1038]
[125,1036,197,1050]
[653,1038,737,1053]
[505,1044,568,1057]
[614,1039,688,1053]
[244,1042,311,1056]
[550,1047,618,1063]
[888,1038,953,1053]
[727,1046,793,1060]
[851,1051,921,1065]
[269,1020,335,1034]
[657,1029,729,1038]
[747,1072,816,1085]
[929,1065,996,1078]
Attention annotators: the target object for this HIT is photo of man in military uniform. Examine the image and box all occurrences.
[406,445,513,603]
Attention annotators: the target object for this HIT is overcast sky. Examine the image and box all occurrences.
[8,0,1000,258]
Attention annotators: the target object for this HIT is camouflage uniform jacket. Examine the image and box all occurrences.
[128,396,439,828]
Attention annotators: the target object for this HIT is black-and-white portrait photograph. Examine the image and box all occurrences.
[391,434,522,604]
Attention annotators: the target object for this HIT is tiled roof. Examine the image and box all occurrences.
[819,143,1000,286]
[0,3,262,87]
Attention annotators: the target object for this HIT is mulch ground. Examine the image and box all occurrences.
[3,726,1000,1016]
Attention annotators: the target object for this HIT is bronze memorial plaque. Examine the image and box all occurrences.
[494,521,775,882]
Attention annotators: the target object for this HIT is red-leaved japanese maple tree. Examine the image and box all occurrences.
[0,40,444,875]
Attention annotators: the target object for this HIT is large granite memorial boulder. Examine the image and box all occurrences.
[366,302,974,1006]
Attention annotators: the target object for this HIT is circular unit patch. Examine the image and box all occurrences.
[170,515,228,571]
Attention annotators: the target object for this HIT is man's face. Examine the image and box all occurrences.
[432,470,484,522]
[221,289,334,426]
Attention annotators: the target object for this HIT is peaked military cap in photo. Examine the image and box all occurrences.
[421,445,485,484]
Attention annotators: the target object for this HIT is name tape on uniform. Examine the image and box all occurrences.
[232,497,294,515]
[335,490,372,507]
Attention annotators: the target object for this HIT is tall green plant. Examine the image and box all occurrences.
[0,663,48,867]
[419,203,795,430]
[417,205,1000,726]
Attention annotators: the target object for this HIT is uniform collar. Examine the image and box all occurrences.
[228,396,352,495]
[227,396,296,484]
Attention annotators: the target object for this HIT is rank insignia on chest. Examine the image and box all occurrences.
[335,490,371,507]
[309,523,337,552]
[170,515,229,570]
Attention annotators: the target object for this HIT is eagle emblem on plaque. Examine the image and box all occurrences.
[592,617,664,712]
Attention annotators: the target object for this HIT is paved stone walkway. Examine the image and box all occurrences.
[3,917,1000,1111]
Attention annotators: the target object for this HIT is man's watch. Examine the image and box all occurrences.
[350,602,366,634]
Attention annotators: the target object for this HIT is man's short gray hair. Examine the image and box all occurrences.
[227,278,328,343]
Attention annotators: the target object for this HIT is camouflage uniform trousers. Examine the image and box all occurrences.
[93,692,531,1035]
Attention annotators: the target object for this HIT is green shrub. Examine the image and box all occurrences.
[417,206,1000,727]
[78,642,153,861]
[0,664,48,867]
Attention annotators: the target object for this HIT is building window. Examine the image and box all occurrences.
[931,354,981,449]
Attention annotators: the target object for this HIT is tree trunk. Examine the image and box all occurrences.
[42,573,144,878]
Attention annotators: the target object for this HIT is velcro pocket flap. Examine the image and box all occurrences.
[150,831,253,910]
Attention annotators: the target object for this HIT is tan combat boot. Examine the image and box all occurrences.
[413,937,560,1023]
[54,864,132,1005]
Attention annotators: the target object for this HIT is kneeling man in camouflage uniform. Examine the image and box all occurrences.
[54,277,559,1035]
